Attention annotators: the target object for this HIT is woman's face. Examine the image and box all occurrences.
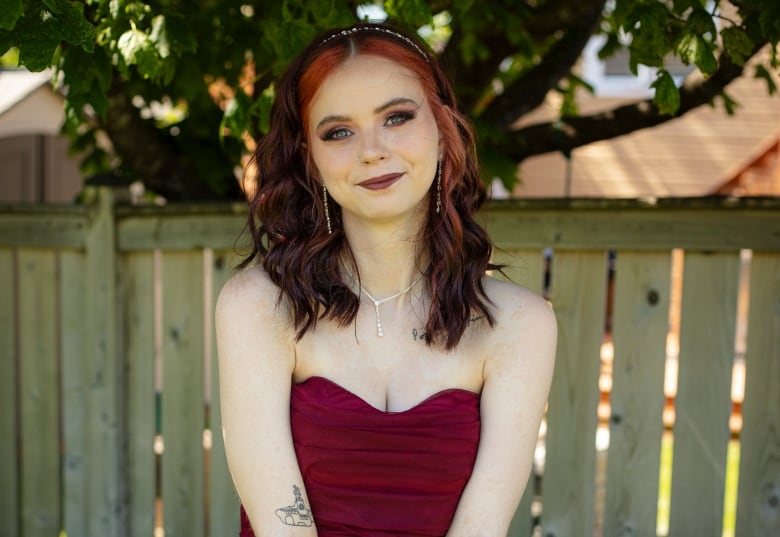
[306,54,440,228]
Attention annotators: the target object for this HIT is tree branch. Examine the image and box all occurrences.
[100,72,195,199]
[524,0,607,42]
[480,0,606,127]
[501,43,768,162]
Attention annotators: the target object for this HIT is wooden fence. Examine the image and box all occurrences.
[1,187,778,537]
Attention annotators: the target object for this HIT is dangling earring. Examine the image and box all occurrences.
[322,185,332,234]
[436,154,443,215]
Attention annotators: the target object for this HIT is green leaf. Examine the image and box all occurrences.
[384,0,433,28]
[58,0,96,52]
[118,27,163,79]
[219,90,252,141]
[61,45,112,113]
[676,33,697,65]
[149,14,196,58]
[687,8,716,37]
[693,35,717,75]
[118,28,148,64]
[253,85,275,135]
[626,3,673,69]
[721,26,755,65]
[19,28,60,71]
[0,0,23,31]
[651,69,680,115]
[717,90,739,115]
[676,33,717,74]
[755,64,777,95]
[758,0,780,44]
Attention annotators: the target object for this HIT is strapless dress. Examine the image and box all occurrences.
[240,375,481,536]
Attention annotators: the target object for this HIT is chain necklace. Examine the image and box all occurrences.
[342,261,424,337]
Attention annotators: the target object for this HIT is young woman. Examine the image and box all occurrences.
[216,22,557,537]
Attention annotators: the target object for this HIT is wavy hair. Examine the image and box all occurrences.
[241,22,497,349]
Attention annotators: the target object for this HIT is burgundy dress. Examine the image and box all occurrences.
[241,376,481,536]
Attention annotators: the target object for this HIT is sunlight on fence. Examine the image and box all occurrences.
[2,192,778,537]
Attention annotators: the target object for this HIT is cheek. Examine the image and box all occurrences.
[310,143,354,184]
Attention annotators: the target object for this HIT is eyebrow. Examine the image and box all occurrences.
[315,97,420,131]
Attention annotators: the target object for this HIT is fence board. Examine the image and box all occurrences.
[669,252,740,535]
[736,253,780,537]
[486,201,780,251]
[124,252,157,537]
[492,248,545,295]
[0,249,19,537]
[118,213,249,251]
[83,187,123,536]
[0,210,88,248]
[541,251,608,536]
[60,251,88,536]
[604,251,672,537]
[209,250,241,537]
[17,249,61,535]
[161,251,206,537]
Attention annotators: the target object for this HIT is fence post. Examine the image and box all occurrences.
[82,187,127,536]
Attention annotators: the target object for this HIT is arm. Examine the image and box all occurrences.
[216,266,318,536]
[447,283,557,537]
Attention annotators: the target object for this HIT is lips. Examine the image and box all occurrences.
[357,173,404,191]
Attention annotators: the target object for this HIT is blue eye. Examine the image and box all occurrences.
[386,111,415,126]
[322,127,352,141]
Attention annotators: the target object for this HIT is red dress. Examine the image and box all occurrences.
[241,376,481,536]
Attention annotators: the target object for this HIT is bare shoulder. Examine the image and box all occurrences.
[215,264,294,370]
[483,276,556,332]
[216,264,287,327]
[481,276,557,375]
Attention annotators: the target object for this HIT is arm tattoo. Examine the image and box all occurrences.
[274,485,313,527]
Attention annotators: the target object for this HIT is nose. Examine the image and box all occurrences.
[358,130,388,164]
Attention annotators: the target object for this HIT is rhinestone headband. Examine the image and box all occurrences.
[317,26,430,63]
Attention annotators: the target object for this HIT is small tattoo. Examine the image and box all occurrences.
[413,315,483,342]
[412,328,429,342]
[275,485,313,527]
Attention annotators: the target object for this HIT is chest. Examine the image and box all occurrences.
[292,312,488,413]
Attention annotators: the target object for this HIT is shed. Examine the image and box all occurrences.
[0,69,83,203]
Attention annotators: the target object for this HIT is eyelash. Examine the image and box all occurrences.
[320,110,417,141]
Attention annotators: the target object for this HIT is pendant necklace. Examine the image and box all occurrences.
[342,261,423,337]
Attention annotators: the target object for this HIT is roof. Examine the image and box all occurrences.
[0,69,54,115]
[513,50,780,198]
[0,68,65,138]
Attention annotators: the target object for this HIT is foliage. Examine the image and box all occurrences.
[0,0,777,200]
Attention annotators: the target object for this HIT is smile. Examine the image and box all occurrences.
[357,173,404,191]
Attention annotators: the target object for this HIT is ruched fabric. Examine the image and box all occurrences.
[240,375,480,537]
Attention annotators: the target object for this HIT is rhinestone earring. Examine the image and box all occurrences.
[436,155,443,215]
[323,185,332,234]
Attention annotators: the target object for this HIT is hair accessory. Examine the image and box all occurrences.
[342,261,423,337]
[318,25,430,63]
[436,154,442,214]
[323,185,332,234]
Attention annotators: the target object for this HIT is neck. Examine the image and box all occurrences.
[341,215,426,299]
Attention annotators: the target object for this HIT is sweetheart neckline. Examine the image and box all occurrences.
[294,375,480,415]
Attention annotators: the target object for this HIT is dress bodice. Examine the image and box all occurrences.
[240,376,481,536]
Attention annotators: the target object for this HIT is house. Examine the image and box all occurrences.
[513,45,780,198]
[0,68,83,203]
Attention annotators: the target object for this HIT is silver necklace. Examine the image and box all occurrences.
[342,262,424,337]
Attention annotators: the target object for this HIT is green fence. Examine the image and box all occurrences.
[1,188,778,537]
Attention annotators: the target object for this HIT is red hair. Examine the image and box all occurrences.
[241,23,496,349]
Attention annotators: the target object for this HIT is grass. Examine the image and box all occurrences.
[656,433,741,537]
